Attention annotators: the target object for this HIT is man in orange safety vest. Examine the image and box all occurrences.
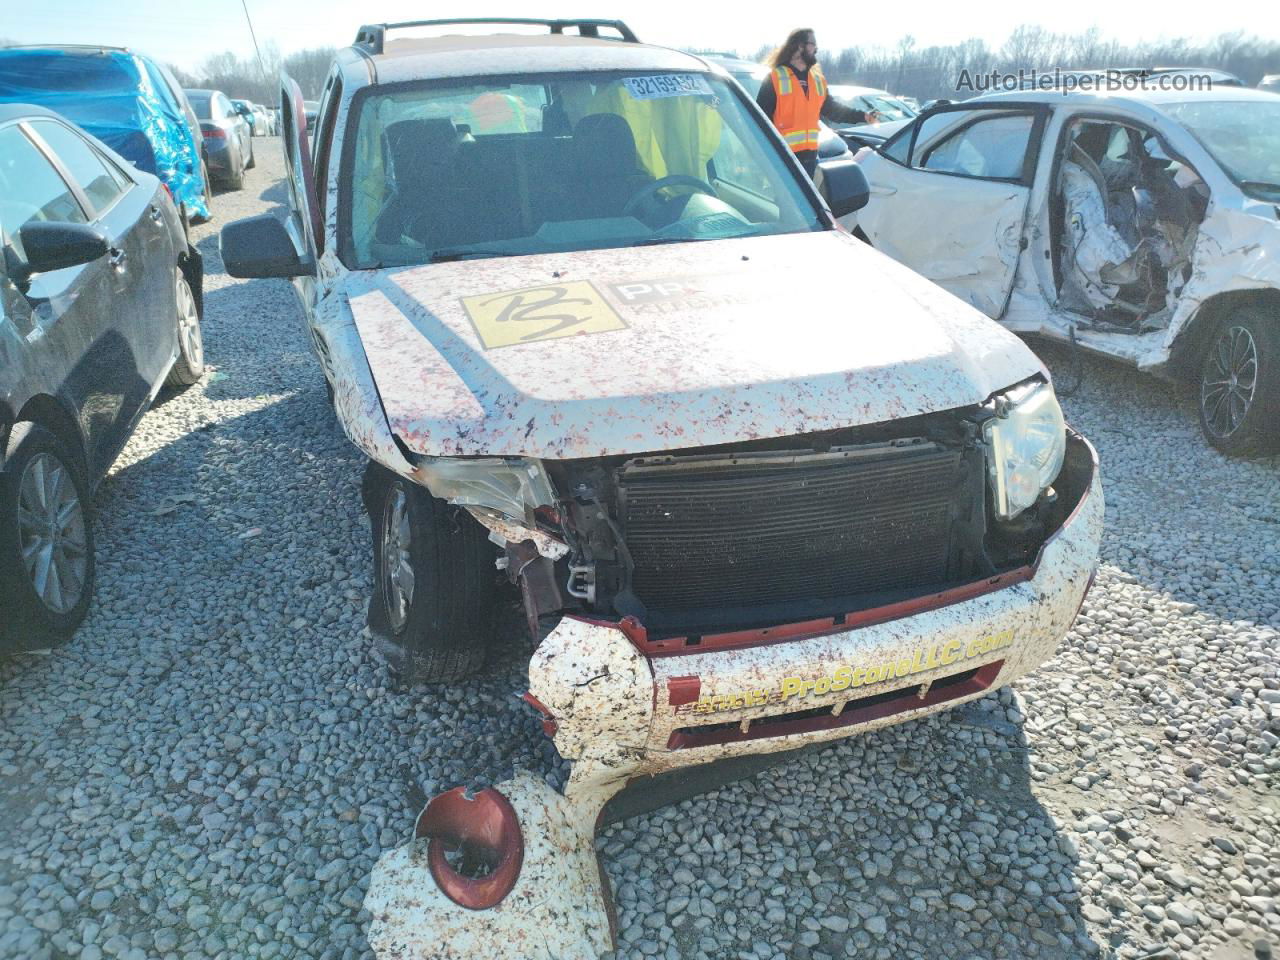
[756,28,880,177]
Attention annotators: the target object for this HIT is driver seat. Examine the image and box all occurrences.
[565,113,652,219]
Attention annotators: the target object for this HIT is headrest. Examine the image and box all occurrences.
[572,113,640,178]
[385,118,460,177]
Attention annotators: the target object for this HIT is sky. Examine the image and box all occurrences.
[3,0,1276,73]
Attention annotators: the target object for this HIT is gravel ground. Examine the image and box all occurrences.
[1,145,1277,960]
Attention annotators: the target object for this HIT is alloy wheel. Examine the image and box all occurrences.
[177,275,203,370]
[381,486,415,632]
[1201,325,1259,439]
[17,452,88,614]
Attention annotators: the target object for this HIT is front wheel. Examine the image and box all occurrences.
[1198,307,1280,456]
[245,141,256,170]
[364,464,498,683]
[0,423,95,653]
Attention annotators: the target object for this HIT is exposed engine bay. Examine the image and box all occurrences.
[1055,119,1210,331]
[495,405,1081,645]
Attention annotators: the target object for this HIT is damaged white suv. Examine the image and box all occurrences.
[221,19,1102,958]
[854,87,1280,455]
[220,17,1102,699]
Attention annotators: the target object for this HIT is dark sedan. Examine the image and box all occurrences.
[185,88,253,190]
[0,104,205,652]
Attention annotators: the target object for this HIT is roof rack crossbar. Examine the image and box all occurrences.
[352,18,638,55]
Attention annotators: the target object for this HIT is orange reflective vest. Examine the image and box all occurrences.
[770,64,826,153]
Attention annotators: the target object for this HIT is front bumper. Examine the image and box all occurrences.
[532,431,1103,780]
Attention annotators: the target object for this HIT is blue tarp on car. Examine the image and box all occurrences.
[0,48,209,220]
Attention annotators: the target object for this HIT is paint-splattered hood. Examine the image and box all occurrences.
[344,231,1044,459]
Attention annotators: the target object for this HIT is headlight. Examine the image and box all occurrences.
[413,457,555,525]
[983,381,1066,521]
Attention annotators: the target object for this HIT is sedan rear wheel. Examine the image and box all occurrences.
[0,423,95,653]
[1198,307,1280,456]
[165,270,205,387]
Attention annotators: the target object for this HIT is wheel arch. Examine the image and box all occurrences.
[10,393,88,476]
[1169,288,1280,380]
[178,244,204,318]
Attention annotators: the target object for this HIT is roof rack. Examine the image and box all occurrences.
[353,18,638,55]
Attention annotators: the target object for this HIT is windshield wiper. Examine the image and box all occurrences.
[427,248,520,262]
[1240,180,1280,192]
[631,234,755,248]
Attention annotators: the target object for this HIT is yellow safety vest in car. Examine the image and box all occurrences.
[770,64,826,153]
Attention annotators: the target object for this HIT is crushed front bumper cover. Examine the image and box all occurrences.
[366,434,1103,960]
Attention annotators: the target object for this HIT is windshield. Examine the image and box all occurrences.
[342,70,824,269]
[1162,99,1280,201]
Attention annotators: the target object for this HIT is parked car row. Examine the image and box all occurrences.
[0,44,280,218]
[1,103,206,653]
[0,45,212,224]
[231,98,278,136]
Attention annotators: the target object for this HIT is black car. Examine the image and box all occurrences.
[0,103,205,651]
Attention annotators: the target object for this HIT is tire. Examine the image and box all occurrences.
[165,269,205,388]
[1197,306,1280,456]
[227,151,245,191]
[0,423,95,654]
[363,463,497,683]
[245,141,256,170]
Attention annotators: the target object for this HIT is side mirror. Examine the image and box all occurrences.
[820,159,871,217]
[11,222,109,287]
[220,214,315,278]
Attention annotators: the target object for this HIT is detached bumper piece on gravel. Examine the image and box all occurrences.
[365,436,1103,960]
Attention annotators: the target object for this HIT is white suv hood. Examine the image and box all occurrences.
[344,231,1043,459]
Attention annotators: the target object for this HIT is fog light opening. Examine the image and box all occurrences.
[415,787,524,910]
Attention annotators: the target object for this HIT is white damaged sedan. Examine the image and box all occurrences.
[854,87,1280,455]
[221,20,1102,958]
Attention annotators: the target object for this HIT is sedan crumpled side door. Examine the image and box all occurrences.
[855,102,1051,319]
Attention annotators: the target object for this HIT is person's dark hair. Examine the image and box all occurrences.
[768,28,815,69]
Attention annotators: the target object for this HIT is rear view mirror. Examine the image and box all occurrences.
[820,159,871,217]
[220,215,315,278]
[11,222,109,288]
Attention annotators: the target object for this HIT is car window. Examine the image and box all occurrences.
[342,70,824,269]
[0,124,87,260]
[880,121,914,164]
[920,114,1035,180]
[27,120,127,216]
[187,92,212,120]
[313,72,345,233]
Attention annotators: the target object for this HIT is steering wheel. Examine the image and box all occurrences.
[622,175,717,221]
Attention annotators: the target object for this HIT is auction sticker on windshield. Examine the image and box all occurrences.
[623,74,713,99]
[460,281,627,349]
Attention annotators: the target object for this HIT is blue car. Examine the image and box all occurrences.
[0,45,211,226]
